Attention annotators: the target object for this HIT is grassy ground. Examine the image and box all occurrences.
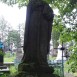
[64,62,77,77]
[3,53,77,77]
[4,51,16,62]
[3,52,17,77]
[74,73,77,77]
[48,55,77,77]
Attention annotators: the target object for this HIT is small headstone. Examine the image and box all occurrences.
[15,48,23,68]
[16,48,23,61]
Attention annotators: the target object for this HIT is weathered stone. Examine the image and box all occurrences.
[15,48,23,68]
[15,0,60,77]
[22,0,54,66]
[16,48,23,61]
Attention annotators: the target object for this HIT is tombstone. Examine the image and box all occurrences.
[56,44,66,61]
[15,47,23,68]
[15,0,60,77]
[16,48,23,62]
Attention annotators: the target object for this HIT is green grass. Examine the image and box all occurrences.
[4,52,16,62]
[2,52,18,77]
[74,73,77,77]
[64,61,77,77]
[9,66,18,76]
[48,56,77,77]
[3,52,77,77]
[4,57,15,62]
[48,55,56,60]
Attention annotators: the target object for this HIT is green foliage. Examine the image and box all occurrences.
[7,30,21,48]
[0,0,17,5]
[60,28,72,42]
[17,0,29,6]
[43,0,53,4]
[10,66,17,76]
[4,52,16,62]
[0,74,7,77]
[52,26,60,47]
[0,66,17,77]
[0,51,4,56]
[54,68,61,77]
[3,52,17,77]
[67,44,77,72]
[1,0,77,11]
[52,15,64,47]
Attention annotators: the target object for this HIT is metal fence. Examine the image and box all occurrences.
[48,60,66,77]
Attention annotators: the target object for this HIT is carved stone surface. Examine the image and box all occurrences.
[16,48,23,61]
[15,0,60,77]
[23,0,54,66]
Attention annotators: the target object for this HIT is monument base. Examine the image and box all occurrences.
[16,72,60,77]
[15,63,60,77]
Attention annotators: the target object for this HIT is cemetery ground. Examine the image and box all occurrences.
[0,51,17,77]
[0,52,77,77]
[49,56,77,77]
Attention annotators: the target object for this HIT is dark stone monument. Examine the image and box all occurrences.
[16,0,60,77]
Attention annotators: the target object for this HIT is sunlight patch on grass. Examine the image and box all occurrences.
[74,73,77,77]
[4,57,15,62]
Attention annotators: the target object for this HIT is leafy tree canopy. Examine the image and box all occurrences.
[1,0,77,14]
[7,30,21,48]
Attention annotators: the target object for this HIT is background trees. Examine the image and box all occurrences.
[0,16,24,50]
[7,30,21,48]
[0,17,10,41]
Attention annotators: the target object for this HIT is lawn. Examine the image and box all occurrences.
[4,51,16,62]
[2,52,77,77]
[48,56,77,77]
[64,62,77,77]
[3,52,17,77]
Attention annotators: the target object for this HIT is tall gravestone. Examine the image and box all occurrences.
[16,0,59,77]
